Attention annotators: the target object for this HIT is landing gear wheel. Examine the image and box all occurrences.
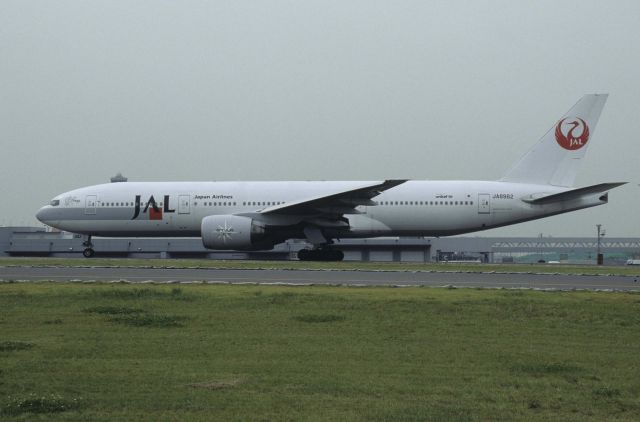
[83,248,95,258]
[82,235,95,258]
[297,249,310,260]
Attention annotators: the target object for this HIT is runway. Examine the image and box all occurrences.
[1,266,639,290]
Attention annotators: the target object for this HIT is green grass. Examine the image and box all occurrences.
[1,283,640,420]
[2,256,639,276]
[2,394,80,416]
[0,341,34,352]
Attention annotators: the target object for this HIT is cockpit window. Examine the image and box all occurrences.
[50,199,60,207]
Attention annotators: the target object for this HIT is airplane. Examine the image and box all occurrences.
[36,94,625,260]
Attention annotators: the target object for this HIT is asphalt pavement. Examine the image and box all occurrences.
[1,266,639,290]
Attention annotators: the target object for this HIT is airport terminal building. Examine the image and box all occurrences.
[2,226,639,265]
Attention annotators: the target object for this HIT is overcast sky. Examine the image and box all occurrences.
[1,1,638,237]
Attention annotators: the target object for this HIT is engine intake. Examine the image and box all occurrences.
[201,215,269,250]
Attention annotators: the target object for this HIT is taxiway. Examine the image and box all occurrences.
[1,266,639,290]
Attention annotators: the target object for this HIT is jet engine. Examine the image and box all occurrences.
[201,215,271,250]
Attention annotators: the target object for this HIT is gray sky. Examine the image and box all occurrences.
[1,1,638,237]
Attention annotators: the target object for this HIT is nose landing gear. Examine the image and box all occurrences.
[82,236,95,258]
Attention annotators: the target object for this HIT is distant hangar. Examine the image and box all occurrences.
[1,226,639,264]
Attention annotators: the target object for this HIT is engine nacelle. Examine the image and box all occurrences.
[201,215,270,250]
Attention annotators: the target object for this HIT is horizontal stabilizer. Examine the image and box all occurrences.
[522,182,626,205]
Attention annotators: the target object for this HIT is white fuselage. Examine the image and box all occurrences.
[36,180,606,240]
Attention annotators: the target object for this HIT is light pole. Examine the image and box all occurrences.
[596,224,605,265]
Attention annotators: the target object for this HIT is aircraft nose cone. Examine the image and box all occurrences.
[36,207,49,223]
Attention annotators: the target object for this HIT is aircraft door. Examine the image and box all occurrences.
[85,195,97,215]
[178,195,190,214]
[478,194,490,214]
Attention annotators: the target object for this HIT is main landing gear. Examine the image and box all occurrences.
[82,236,95,258]
[297,248,344,261]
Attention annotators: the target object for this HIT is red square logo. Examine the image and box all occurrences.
[149,207,163,220]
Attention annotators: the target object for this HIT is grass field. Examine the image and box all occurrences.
[1,283,640,421]
[2,257,640,276]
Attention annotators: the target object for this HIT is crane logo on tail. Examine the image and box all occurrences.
[555,117,590,150]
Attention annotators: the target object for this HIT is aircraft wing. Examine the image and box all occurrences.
[259,180,407,216]
[521,182,626,205]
